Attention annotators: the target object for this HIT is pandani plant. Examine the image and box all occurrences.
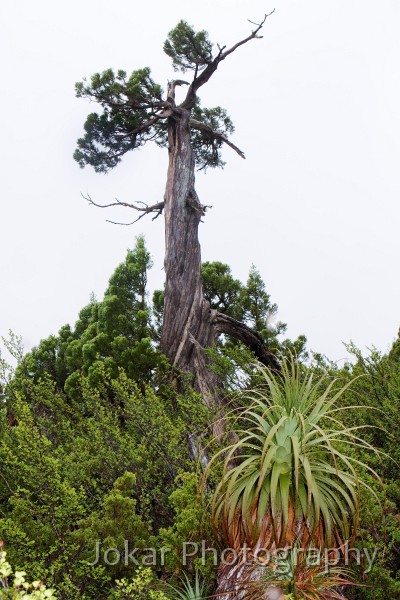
[164,571,209,600]
[206,359,381,598]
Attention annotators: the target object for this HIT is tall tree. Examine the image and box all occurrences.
[74,14,279,413]
[18,237,159,398]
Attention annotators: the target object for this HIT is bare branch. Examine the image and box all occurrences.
[220,10,275,60]
[248,11,276,30]
[181,11,275,109]
[213,311,281,372]
[83,193,139,210]
[106,206,164,226]
[82,193,164,225]
[190,118,245,159]
[167,79,189,104]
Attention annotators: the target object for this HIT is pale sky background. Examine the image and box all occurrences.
[0,0,399,363]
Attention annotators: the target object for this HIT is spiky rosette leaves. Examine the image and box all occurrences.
[242,545,356,600]
[74,68,167,172]
[164,572,209,600]
[208,360,381,550]
[164,21,213,73]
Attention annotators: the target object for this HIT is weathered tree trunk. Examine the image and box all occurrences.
[160,107,222,414]
[160,104,279,425]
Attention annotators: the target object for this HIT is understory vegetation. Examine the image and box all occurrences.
[1,238,399,599]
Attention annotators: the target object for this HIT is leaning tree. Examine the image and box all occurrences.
[74,14,279,419]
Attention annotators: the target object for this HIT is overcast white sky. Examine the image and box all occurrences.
[1,0,399,363]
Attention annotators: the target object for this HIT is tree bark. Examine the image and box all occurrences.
[160,107,279,427]
[160,108,221,414]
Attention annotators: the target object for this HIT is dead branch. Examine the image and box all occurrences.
[190,118,245,159]
[181,11,275,109]
[220,10,276,60]
[167,79,189,104]
[186,188,213,215]
[213,311,281,372]
[82,193,164,225]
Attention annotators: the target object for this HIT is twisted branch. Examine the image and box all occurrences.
[213,311,281,372]
[82,193,164,225]
[181,10,275,110]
